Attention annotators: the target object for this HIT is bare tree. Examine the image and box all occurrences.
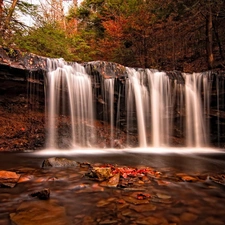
[206,0,214,69]
[4,0,19,30]
[39,0,66,29]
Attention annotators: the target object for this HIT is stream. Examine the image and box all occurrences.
[0,150,225,225]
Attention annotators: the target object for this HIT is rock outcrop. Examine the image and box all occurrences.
[1,46,225,150]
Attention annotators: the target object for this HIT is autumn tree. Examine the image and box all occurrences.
[76,0,225,71]
[76,0,153,66]
[15,0,96,62]
[2,0,224,70]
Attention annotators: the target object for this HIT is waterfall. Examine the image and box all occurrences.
[46,58,95,149]
[45,59,213,149]
[125,69,210,148]
[126,68,147,147]
[147,70,172,147]
[184,73,209,147]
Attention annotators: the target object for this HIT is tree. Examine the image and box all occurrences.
[15,22,71,59]
[4,0,19,31]
[206,0,213,69]
[0,0,3,16]
[39,0,66,29]
[2,0,224,71]
[0,0,39,46]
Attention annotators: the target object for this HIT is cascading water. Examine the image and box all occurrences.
[103,79,115,147]
[126,68,147,147]
[184,73,209,147]
[125,69,210,148]
[147,70,172,147]
[46,58,95,149]
[125,68,173,147]
[45,59,215,150]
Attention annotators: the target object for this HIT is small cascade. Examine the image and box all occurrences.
[147,70,172,147]
[125,68,173,147]
[126,68,147,147]
[184,73,209,147]
[46,58,95,149]
[103,79,115,147]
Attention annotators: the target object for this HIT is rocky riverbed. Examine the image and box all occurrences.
[0,152,224,225]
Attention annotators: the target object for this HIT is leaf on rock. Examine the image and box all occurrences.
[106,173,120,187]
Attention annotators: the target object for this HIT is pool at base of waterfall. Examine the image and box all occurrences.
[0,151,224,225]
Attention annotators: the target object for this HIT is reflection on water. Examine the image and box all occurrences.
[0,152,224,225]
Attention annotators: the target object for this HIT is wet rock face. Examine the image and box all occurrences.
[84,61,128,79]
[0,48,46,151]
[0,47,46,80]
[0,79,45,151]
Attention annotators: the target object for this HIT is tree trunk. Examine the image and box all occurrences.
[5,0,19,30]
[73,0,78,8]
[213,21,224,61]
[206,2,214,69]
[0,0,3,18]
[0,0,3,31]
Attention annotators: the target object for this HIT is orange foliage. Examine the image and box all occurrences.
[102,16,127,39]
[66,18,78,37]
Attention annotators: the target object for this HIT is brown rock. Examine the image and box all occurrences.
[180,212,198,222]
[204,216,224,225]
[106,173,120,187]
[167,215,180,224]
[136,216,168,225]
[99,219,118,224]
[156,193,171,199]
[209,174,225,185]
[42,157,78,168]
[90,167,112,181]
[10,200,69,225]
[30,188,50,200]
[130,203,156,212]
[176,173,198,182]
[18,175,34,183]
[123,196,149,205]
[0,170,21,188]
[97,198,116,207]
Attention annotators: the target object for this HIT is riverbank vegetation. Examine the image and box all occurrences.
[1,0,225,72]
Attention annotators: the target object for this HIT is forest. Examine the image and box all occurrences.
[1,0,225,72]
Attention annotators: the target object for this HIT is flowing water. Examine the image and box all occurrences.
[103,79,115,147]
[45,60,218,149]
[184,73,209,147]
[0,152,224,225]
[46,59,95,149]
